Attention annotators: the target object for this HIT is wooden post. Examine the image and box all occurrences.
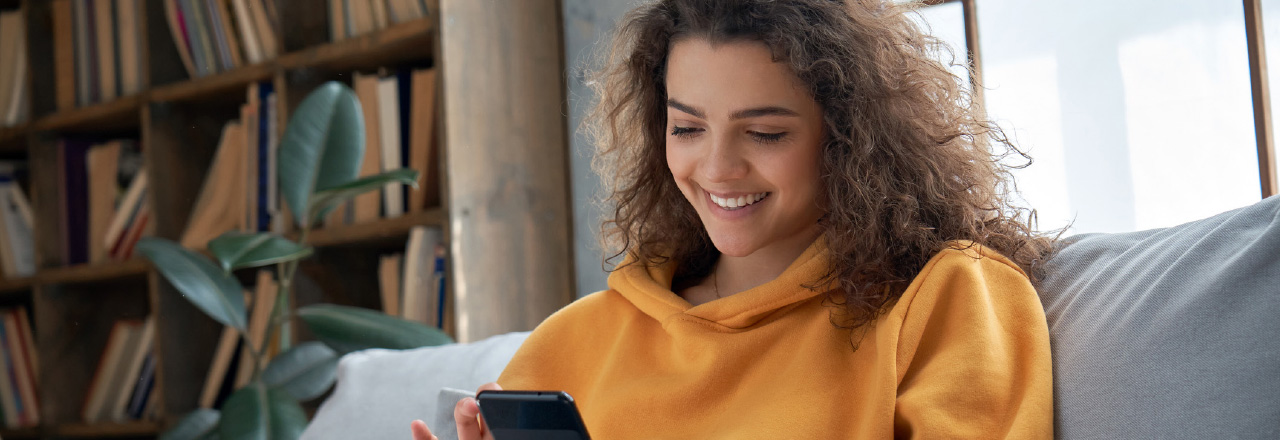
[439,0,574,342]
[961,0,984,108]
[1245,0,1279,198]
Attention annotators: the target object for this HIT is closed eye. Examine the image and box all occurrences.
[750,131,787,144]
[671,126,703,138]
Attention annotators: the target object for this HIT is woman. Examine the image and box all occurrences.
[415,0,1054,438]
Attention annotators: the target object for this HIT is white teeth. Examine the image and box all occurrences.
[709,192,769,210]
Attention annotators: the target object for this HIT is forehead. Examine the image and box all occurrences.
[664,38,816,114]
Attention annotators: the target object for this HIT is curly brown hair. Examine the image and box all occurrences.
[587,0,1056,332]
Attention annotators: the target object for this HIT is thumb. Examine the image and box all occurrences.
[456,383,503,440]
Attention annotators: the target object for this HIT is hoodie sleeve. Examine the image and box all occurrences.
[891,248,1054,439]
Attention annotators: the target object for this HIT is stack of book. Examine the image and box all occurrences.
[379,226,447,328]
[55,139,148,266]
[329,0,431,41]
[0,7,29,127]
[181,81,282,248]
[0,307,39,429]
[0,162,34,279]
[49,0,146,110]
[163,0,281,79]
[324,67,439,228]
[82,316,158,424]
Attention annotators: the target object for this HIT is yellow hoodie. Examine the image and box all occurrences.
[498,239,1053,439]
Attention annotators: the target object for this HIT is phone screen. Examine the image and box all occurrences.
[477,391,591,440]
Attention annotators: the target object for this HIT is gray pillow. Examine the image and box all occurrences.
[1038,195,1280,439]
[300,332,531,440]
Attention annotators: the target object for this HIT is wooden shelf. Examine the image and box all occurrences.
[149,61,277,103]
[305,208,446,247]
[0,123,29,153]
[0,275,34,294]
[0,427,42,439]
[280,17,435,73]
[31,95,144,133]
[53,420,160,437]
[35,259,150,286]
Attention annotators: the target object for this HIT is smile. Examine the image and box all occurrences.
[708,192,770,210]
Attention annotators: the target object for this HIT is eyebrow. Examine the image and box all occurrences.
[666,99,801,120]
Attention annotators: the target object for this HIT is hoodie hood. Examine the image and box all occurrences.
[606,237,836,330]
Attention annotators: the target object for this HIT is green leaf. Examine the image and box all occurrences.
[262,342,339,401]
[208,232,314,272]
[219,383,308,440]
[160,408,221,440]
[296,304,453,354]
[278,81,365,229]
[307,168,419,224]
[137,238,247,331]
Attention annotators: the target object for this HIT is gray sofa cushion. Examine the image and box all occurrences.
[301,331,531,440]
[1038,195,1280,439]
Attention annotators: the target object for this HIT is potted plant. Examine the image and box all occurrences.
[139,81,450,440]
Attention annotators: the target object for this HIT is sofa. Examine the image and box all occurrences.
[301,195,1280,439]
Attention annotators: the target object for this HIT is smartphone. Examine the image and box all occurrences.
[475,390,592,440]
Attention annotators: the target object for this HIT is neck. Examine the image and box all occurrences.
[712,225,823,297]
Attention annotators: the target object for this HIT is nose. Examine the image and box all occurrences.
[699,133,749,184]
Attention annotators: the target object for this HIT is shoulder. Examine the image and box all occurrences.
[526,288,637,335]
[891,241,1041,321]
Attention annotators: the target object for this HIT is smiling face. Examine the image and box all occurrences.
[665,38,827,258]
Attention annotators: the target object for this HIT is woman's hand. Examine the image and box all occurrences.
[410,382,502,440]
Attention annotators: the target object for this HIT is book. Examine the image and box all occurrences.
[0,315,20,428]
[181,122,247,248]
[408,68,439,211]
[103,169,148,254]
[163,0,198,77]
[95,0,117,101]
[379,253,403,316]
[0,10,16,115]
[204,0,234,71]
[231,0,262,64]
[124,352,154,420]
[198,322,240,408]
[0,175,35,278]
[329,0,345,41]
[235,271,277,388]
[0,9,26,126]
[402,226,442,325]
[109,316,154,422]
[87,141,122,263]
[246,0,278,58]
[353,72,383,223]
[377,74,404,218]
[117,0,142,96]
[62,139,93,265]
[91,319,145,423]
[81,320,136,423]
[3,311,38,427]
[12,308,36,382]
[73,0,91,105]
[53,0,77,110]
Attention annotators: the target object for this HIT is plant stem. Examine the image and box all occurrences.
[251,226,311,382]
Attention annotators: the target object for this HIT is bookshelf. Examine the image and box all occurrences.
[0,0,580,438]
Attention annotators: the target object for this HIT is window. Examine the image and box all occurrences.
[914,0,1271,234]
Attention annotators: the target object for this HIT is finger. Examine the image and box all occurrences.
[455,396,484,440]
[472,383,502,438]
[410,419,438,440]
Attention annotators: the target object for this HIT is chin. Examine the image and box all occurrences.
[707,233,761,258]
